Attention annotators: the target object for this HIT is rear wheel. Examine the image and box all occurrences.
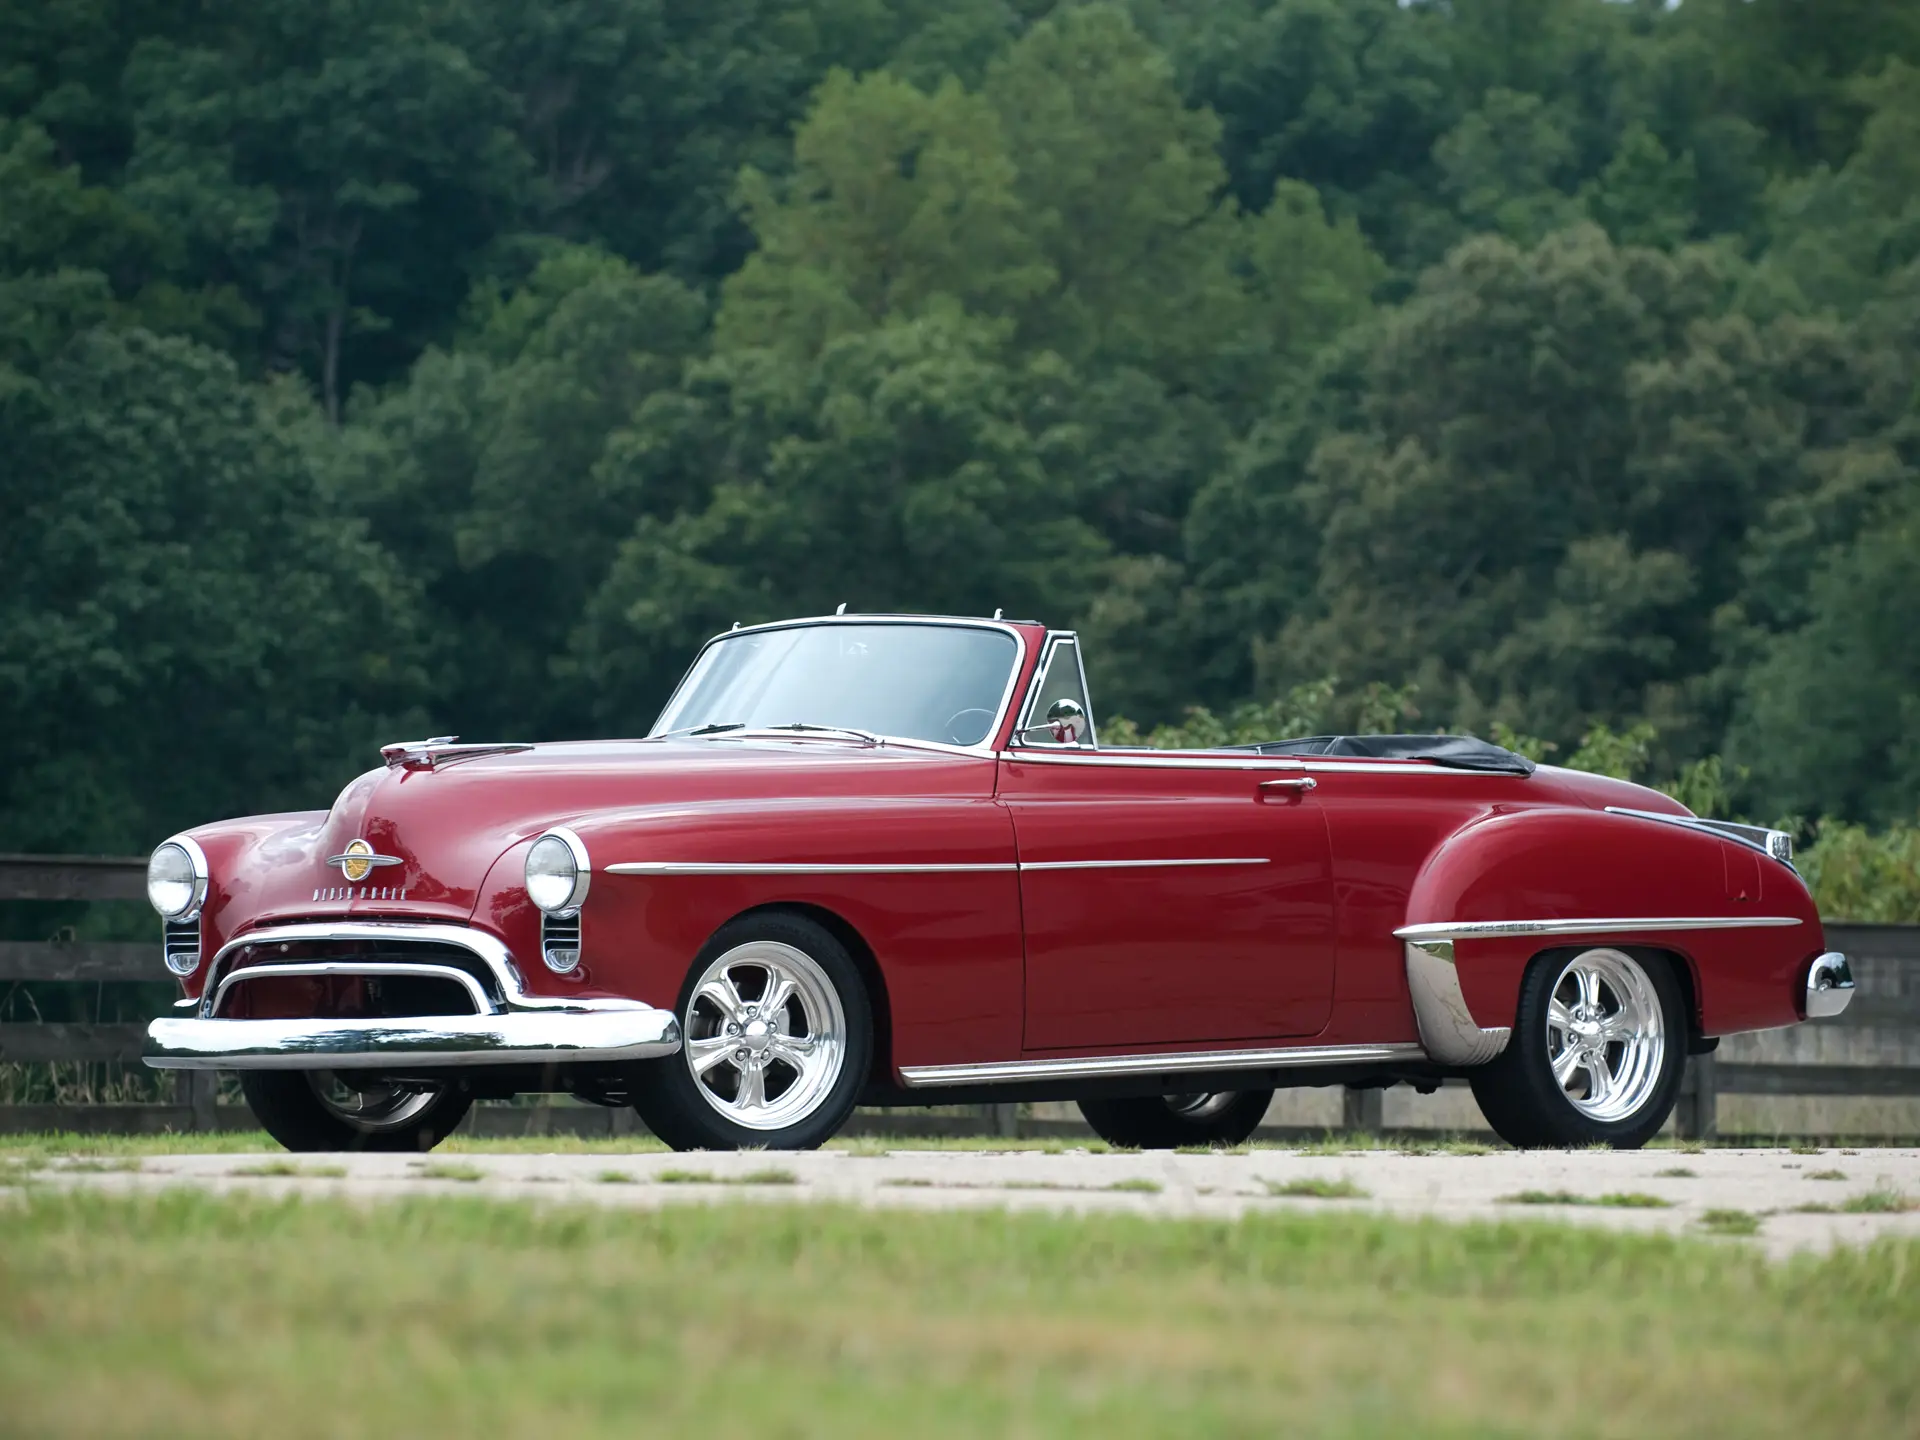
[631,912,872,1151]
[1077,1090,1273,1149]
[1470,947,1686,1149]
[239,1070,471,1152]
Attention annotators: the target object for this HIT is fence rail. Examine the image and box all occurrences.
[3,853,1916,1139]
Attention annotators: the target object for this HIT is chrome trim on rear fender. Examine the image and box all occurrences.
[1395,916,1802,942]
[145,1007,680,1070]
[1403,939,1511,1066]
[1603,807,1795,865]
[1805,952,1854,1019]
[897,1041,1427,1088]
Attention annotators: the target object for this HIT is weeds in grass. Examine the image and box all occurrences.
[1790,1144,1824,1156]
[60,1157,142,1173]
[1262,1177,1368,1200]
[1499,1190,1671,1209]
[1655,1168,1697,1178]
[1175,1145,1248,1156]
[880,1177,934,1188]
[415,1163,484,1183]
[0,1158,43,1185]
[1106,1179,1162,1194]
[1840,1189,1917,1214]
[1806,1169,1847,1181]
[1699,1209,1761,1236]
[229,1161,345,1179]
[595,1170,637,1185]
[656,1168,798,1186]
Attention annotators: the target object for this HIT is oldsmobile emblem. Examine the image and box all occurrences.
[326,838,403,884]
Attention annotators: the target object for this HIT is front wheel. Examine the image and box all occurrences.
[1077,1090,1273,1149]
[1470,947,1686,1149]
[631,912,872,1151]
[239,1070,472,1152]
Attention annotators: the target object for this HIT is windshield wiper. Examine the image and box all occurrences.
[755,723,881,746]
[647,722,747,740]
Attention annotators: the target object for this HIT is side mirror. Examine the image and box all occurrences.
[1019,697,1088,745]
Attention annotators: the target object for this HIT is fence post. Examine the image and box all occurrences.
[175,1071,218,1132]
[981,1102,1020,1138]
[1341,1086,1383,1134]
[1677,1051,1718,1141]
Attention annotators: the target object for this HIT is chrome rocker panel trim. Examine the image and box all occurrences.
[1402,939,1511,1066]
[1805,952,1854,1019]
[146,1008,681,1070]
[145,921,682,1071]
[898,1041,1427,1088]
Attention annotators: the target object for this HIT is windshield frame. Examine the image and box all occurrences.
[649,615,1035,755]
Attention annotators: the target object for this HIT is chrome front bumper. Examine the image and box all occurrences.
[142,920,682,1071]
[1805,952,1855,1019]
[145,1006,680,1069]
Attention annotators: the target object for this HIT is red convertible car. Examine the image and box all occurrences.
[144,613,1852,1152]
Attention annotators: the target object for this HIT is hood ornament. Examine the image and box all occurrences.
[326,838,404,883]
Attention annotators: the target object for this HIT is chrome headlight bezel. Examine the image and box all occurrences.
[525,827,591,916]
[147,837,209,921]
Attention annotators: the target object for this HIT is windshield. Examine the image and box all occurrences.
[652,622,1021,747]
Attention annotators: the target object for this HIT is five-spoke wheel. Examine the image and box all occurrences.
[633,912,871,1150]
[1471,946,1685,1149]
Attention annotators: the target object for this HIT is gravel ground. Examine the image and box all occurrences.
[28,1146,1920,1258]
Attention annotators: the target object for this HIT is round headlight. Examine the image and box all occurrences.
[147,840,206,920]
[525,830,590,914]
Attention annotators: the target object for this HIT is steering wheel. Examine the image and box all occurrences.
[944,708,995,745]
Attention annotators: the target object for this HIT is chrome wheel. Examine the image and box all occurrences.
[1166,1092,1238,1120]
[305,1071,442,1133]
[1545,949,1665,1123]
[683,940,847,1132]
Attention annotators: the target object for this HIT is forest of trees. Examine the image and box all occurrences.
[3,0,1917,909]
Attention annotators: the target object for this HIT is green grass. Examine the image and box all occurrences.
[413,1162,483,1184]
[1700,1209,1763,1237]
[656,1168,799,1187]
[1105,1178,1163,1194]
[1655,1167,1697,1178]
[1807,1169,1848,1181]
[1499,1190,1673,1209]
[595,1170,637,1185]
[229,1161,346,1179]
[2,1192,1916,1438]
[1841,1189,1918,1214]
[1261,1177,1369,1200]
[56,1157,142,1173]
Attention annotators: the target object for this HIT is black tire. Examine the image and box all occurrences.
[631,911,872,1152]
[1469,946,1687,1150]
[239,1071,472,1152]
[1077,1090,1273,1149]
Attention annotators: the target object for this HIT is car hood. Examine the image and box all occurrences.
[220,738,993,928]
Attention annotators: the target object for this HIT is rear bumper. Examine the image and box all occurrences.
[145,1005,681,1070]
[1805,952,1855,1019]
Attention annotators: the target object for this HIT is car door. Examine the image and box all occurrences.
[1000,637,1338,1050]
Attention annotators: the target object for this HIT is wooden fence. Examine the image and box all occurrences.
[3,853,1916,1140]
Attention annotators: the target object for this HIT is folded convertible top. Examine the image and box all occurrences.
[1223,733,1537,775]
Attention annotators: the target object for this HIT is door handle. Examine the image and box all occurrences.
[1258,777,1317,795]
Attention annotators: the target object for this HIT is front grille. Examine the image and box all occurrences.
[542,913,582,973]
[213,936,506,1009]
[163,919,200,975]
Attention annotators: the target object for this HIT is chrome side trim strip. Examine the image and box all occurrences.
[997,751,1309,771]
[146,1007,681,1070]
[606,861,1019,876]
[1396,916,1802,942]
[606,858,1267,876]
[1018,857,1269,871]
[208,961,494,1019]
[1402,939,1510,1066]
[897,1041,1427,1088]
